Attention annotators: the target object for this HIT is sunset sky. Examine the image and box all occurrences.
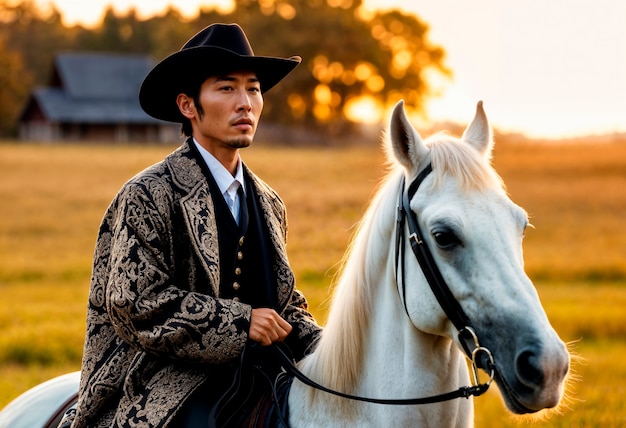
[32,0,626,139]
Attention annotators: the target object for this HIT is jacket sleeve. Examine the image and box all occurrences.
[105,178,252,365]
[271,191,322,361]
[282,288,322,361]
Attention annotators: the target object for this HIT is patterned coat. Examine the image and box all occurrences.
[70,140,321,427]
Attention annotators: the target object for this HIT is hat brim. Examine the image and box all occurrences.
[139,46,301,123]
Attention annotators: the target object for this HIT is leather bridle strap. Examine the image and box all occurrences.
[397,164,485,360]
[269,343,489,405]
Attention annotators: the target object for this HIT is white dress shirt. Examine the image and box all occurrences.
[193,139,246,224]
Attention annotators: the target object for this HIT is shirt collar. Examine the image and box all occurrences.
[193,139,245,197]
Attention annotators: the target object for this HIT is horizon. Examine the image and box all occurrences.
[30,0,626,140]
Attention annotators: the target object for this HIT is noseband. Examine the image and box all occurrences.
[395,164,495,376]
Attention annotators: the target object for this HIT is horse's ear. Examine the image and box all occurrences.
[462,101,494,159]
[389,100,428,170]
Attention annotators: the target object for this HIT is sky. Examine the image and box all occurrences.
[33,0,626,139]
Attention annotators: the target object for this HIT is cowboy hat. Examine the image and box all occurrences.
[139,23,301,123]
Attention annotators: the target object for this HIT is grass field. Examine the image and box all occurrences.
[1,137,625,426]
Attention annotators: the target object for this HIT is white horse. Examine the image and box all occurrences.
[286,100,570,427]
[0,101,569,428]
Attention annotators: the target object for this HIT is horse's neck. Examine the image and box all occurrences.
[359,260,467,398]
[290,253,473,427]
[289,182,473,427]
[334,240,474,427]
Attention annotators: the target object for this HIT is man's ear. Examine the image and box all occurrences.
[176,94,195,120]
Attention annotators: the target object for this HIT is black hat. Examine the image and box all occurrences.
[139,23,301,123]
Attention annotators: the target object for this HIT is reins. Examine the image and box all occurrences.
[269,343,490,406]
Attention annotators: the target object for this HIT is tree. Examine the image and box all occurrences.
[0,0,71,84]
[230,0,450,134]
[75,6,153,53]
[0,0,69,136]
[0,0,449,139]
[0,35,32,136]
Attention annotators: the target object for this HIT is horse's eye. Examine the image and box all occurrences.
[433,231,460,250]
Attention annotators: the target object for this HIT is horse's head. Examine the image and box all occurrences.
[389,100,569,414]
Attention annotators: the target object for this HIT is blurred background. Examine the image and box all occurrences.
[1,1,626,426]
[2,0,626,141]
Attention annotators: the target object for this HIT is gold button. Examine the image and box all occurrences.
[237,251,243,260]
[233,282,240,290]
[239,236,245,246]
[233,297,240,303]
[235,267,242,276]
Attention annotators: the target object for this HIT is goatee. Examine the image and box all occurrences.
[228,137,252,149]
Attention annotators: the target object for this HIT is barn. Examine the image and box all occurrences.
[18,52,179,143]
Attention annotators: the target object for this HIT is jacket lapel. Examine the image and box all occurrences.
[245,169,294,310]
[165,140,293,306]
[166,142,221,296]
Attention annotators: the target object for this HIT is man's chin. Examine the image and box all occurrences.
[228,136,253,149]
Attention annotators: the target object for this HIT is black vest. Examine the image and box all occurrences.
[190,144,278,309]
[212,176,277,308]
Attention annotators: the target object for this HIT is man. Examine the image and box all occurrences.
[69,23,321,427]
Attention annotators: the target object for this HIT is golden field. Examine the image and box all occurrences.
[1,137,626,426]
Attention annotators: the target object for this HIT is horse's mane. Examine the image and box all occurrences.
[425,132,504,192]
[298,132,504,408]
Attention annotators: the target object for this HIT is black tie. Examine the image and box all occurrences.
[237,185,248,233]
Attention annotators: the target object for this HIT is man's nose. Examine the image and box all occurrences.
[236,90,252,111]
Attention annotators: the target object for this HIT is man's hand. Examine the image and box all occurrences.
[249,308,293,346]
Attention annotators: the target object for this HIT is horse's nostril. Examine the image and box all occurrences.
[516,349,544,388]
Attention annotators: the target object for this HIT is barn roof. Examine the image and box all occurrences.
[54,53,155,100]
[19,52,166,124]
[30,88,161,124]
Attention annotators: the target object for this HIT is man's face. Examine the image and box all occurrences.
[190,70,263,151]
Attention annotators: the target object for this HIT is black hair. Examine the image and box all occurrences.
[180,78,205,137]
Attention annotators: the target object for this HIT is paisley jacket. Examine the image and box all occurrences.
[70,140,321,427]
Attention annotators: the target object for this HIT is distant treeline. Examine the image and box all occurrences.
[0,0,448,137]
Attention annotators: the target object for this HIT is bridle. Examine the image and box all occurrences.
[396,163,495,381]
[268,163,495,410]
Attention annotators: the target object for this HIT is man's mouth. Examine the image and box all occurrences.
[233,117,254,130]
